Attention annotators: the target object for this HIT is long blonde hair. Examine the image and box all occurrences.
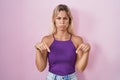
[50,4,74,34]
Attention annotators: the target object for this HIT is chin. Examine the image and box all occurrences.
[57,26,67,31]
[59,27,66,30]
[60,29,67,31]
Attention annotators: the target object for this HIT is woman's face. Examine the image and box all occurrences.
[54,11,69,31]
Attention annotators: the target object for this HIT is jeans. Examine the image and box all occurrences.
[46,72,77,80]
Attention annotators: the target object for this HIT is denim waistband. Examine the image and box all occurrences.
[46,72,77,80]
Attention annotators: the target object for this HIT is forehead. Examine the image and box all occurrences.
[56,11,68,17]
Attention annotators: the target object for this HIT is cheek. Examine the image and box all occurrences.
[67,20,69,24]
[54,20,59,25]
[66,20,70,25]
[66,19,70,23]
[54,21,60,27]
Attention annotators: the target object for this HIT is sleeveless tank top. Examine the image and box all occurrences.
[48,34,77,76]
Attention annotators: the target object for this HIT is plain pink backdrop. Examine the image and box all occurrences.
[0,0,120,80]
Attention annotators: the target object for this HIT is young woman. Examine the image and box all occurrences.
[35,4,91,80]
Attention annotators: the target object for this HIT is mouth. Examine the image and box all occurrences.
[60,24,66,26]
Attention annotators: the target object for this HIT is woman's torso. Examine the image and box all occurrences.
[44,34,80,76]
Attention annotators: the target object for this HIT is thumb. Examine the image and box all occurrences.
[76,47,80,53]
[76,44,83,53]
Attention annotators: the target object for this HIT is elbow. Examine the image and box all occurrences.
[77,67,85,72]
[36,66,46,72]
[38,68,45,72]
[76,65,86,72]
[36,63,46,72]
[35,61,46,72]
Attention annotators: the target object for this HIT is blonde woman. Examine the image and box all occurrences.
[35,4,90,80]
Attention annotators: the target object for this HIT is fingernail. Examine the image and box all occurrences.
[48,50,50,52]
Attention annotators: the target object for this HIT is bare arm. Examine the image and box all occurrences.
[75,50,89,72]
[35,37,50,72]
[75,37,90,72]
[35,49,48,72]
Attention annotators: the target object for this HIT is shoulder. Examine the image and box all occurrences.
[42,34,53,41]
[71,35,83,48]
[72,35,83,43]
[41,34,54,46]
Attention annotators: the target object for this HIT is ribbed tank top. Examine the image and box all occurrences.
[48,34,76,76]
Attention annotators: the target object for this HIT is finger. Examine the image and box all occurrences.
[83,44,90,52]
[85,47,89,52]
[76,47,80,53]
[39,46,43,51]
[42,42,47,50]
[43,41,50,52]
[76,44,83,53]
[34,44,38,49]
[76,43,83,53]
[85,46,90,52]
[76,49,82,54]
[79,43,85,50]
[35,44,42,51]
[35,43,40,50]
[82,45,88,52]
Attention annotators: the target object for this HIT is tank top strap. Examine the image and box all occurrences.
[53,34,72,40]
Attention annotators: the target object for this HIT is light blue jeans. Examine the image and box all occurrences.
[46,72,77,80]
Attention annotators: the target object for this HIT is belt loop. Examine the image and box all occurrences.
[67,75,69,80]
[54,74,57,80]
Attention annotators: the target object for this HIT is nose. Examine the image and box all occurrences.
[60,19,64,24]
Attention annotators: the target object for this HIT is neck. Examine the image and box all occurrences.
[54,31,71,41]
[55,30,69,36]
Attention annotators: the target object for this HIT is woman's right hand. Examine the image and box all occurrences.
[35,41,50,53]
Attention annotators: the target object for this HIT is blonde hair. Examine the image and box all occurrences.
[50,4,74,34]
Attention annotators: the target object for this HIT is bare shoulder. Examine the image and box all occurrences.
[71,35,83,48]
[42,34,53,41]
[41,34,54,47]
[72,35,83,43]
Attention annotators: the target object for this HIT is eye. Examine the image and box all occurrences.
[63,17,68,20]
[56,17,61,20]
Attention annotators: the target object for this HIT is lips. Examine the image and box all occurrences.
[60,25,65,27]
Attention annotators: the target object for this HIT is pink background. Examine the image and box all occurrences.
[0,0,120,80]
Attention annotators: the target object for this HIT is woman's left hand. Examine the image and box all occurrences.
[76,43,90,53]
